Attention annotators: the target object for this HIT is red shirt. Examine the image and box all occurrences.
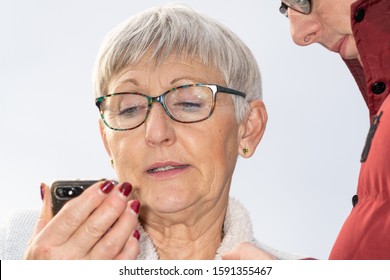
[329,0,390,259]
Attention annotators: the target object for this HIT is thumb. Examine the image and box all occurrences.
[222,242,277,260]
[221,250,239,260]
[31,183,53,236]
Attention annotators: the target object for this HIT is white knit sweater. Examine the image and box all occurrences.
[0,197,302,260]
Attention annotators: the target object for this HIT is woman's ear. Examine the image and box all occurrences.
[99,119,113,159]
[238,100,268,158]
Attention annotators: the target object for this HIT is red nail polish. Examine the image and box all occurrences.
[130,200,140,214]
[119,182,132,197]
[100,180,114,194]
[40,183,45,200]
[133,229,140,241]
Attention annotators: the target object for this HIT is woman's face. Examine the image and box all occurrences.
[287,0,359,60]
[100,56,242,217]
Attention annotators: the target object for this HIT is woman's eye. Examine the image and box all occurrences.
[119,106,145,116]
[175,102,202,111]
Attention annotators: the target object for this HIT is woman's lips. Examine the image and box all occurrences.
[146,162,190,178]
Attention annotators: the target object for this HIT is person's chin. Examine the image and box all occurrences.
[339,46,359,60]
[332,36,359,60]
[143,187,199,214]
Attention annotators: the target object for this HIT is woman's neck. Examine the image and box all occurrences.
[142,201,228,259]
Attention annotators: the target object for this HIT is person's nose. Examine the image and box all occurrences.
[144,103,176,147]
[288,8,321,46]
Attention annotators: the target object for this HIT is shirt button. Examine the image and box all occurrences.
[352,195,359,207]
[354,8,365,22]
[371,82,386,94]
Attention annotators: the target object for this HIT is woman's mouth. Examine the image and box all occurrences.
[146,162,190,178]
[147,164,188,173]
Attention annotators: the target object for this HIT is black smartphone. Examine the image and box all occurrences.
[51,179,101,215]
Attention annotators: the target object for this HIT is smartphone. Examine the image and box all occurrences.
[51,179,101,215]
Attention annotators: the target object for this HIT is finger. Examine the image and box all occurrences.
[41,180,115,245]
[24,183,54,259]
[89,200,140,259]
[66,182,134,256]
[114,229,141,260]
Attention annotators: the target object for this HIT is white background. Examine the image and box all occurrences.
[0,0,368,259]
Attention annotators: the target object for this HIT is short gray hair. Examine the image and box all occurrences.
[93,4,262,123]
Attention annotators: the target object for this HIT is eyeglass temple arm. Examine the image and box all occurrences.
[95,96,105,108]
[216,85,246,98]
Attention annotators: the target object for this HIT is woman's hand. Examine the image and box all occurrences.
[222,242,277,260]
[24,181,141,260]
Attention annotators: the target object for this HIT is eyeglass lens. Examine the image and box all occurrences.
[280,0,311,16]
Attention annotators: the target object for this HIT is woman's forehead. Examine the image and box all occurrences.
[109,56,224,88]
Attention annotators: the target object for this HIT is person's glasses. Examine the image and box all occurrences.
[95,84,246,131]
[279,0,311,17]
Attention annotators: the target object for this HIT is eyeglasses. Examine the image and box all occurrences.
[279,0,311,17]
[95,84,246,131]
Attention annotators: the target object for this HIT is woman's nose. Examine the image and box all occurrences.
[144,103,176,147]
[288,8,320,46]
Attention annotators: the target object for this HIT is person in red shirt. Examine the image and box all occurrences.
[280,0,390,260]
[223,0,390,260]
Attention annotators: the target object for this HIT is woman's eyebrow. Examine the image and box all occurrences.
[116,76,209,87]
[170,76,208,85]
[118,78,139,86]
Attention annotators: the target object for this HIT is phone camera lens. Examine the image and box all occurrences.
[55,186,84,199]
[55,188,65,198]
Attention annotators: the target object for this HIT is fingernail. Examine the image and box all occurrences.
[40,183,45,200]
[100,180,114,194]
[119,182,132,197]
[133,229,140,241]
[130,200,140,214]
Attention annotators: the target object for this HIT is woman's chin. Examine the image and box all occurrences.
[142,190,199,215]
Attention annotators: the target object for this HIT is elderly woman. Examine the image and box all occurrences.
[1,4,300,260]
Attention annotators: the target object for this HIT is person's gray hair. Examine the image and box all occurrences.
[93,3,262,123]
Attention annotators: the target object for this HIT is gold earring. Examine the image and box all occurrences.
[243,148,249,154]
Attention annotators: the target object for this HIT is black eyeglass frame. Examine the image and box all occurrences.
[95,84,246,131]
[279,0,311,17]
